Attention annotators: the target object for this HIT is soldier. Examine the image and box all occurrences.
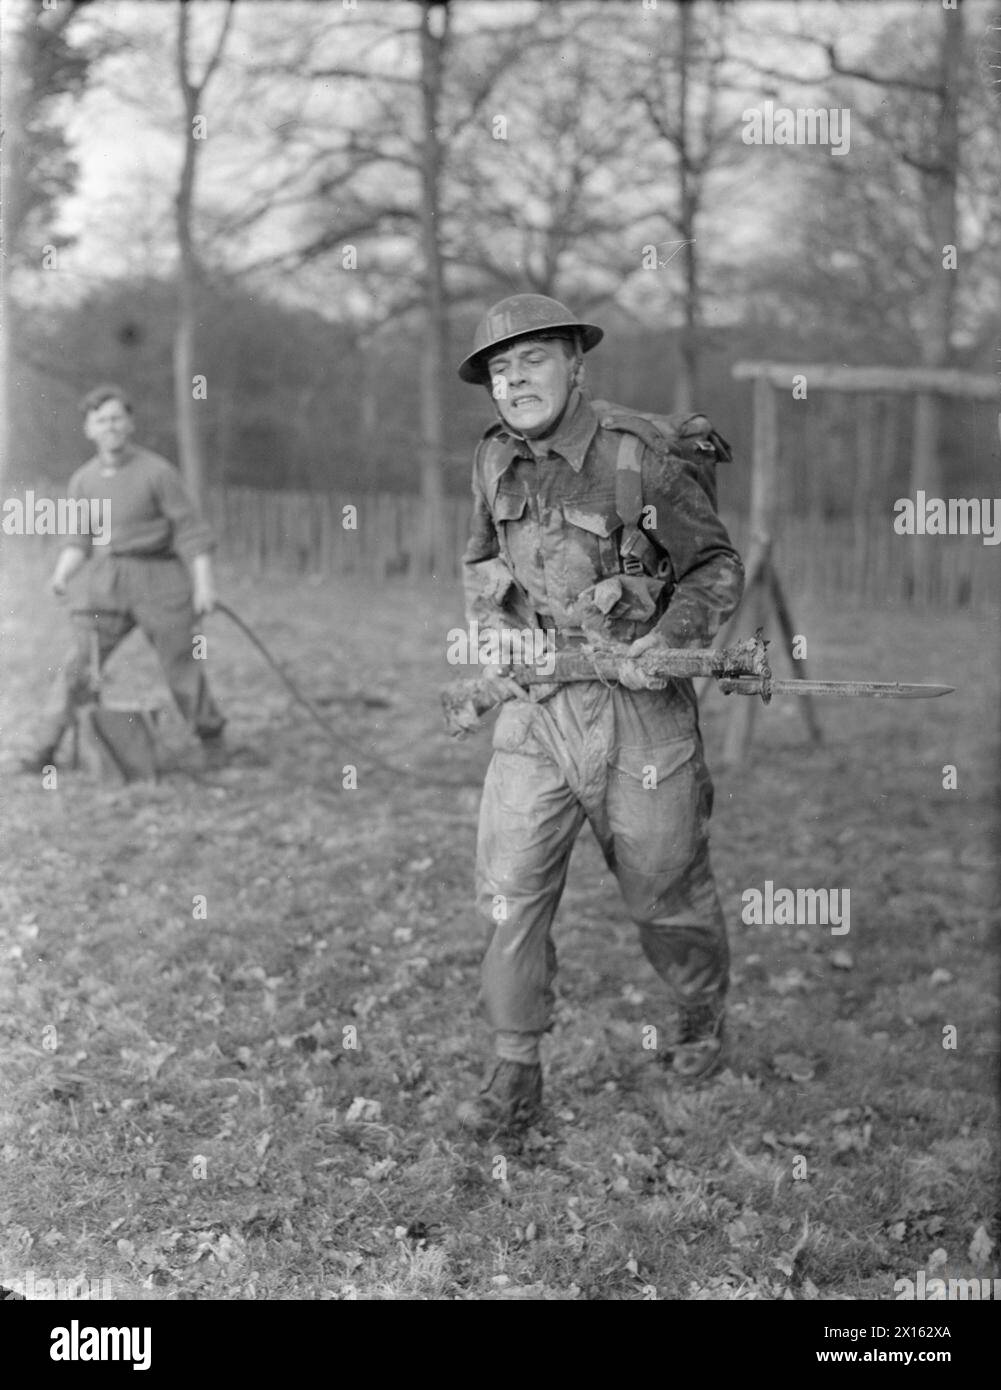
[18,384,227,773]
[457,295,744,1131]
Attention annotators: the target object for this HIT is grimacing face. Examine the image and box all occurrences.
[84,398,135,459]
[486,336,576,438]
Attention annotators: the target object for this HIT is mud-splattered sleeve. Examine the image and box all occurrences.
[644,449,745,647]
[461,453,516,629]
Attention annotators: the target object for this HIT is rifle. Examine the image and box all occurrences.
[440,631,953,738]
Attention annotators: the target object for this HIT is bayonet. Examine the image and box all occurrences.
[716,677,954,701]
[441,631,954,737]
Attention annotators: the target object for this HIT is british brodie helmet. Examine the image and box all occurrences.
[457,294,604,384]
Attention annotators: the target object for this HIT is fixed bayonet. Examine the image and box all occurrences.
[716,677,954,701]
[440,630,954,737]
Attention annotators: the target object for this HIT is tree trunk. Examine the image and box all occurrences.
[173,233,204,504]
[673,0,697,413]
[172,0,236,507]
[909,0,963,500]
[174,4,206,506]
[907,0,962,597]
[416,0,450,576]
[359,335,379,489]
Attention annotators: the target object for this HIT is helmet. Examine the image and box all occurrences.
[457,293,603,384]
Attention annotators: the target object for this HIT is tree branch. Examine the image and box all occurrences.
[823,41,941,96]
[293,65,418,86]
[197,0,238,96]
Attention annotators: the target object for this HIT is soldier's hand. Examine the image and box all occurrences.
[619,630,672,690]
[481,665,530,703]
[618,660,668,691]
[628,629,674,659]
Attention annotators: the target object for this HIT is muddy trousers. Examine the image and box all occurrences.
[31,557,225,757]
[475,681,729,1064]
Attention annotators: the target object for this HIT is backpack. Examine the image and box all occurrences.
[589,398,733,578]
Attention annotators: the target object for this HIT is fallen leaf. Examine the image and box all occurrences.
[832,1123,872,1155]
[365,1158,397,1181]
[768,970,810,996]
[772,1052,816,1082]
[345,1097,381,1123]
[969,1225,994,1266]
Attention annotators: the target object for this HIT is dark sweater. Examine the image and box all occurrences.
[64,446,213,562]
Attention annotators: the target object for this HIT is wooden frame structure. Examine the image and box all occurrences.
[714,360,997,766]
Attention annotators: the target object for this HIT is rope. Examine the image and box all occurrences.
[587,648,617,690]
[212,601,475,789]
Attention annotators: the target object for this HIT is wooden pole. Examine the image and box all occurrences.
[722,376,777,766]
[768,567,822,747]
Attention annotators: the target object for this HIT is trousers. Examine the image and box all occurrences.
[475,679,728,1063]
[32,555,225,755]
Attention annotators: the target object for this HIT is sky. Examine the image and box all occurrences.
[7,0,989,322]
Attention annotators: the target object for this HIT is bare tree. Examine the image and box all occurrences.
[443,7,666,312]
[173,0,237,506]
[628,0,737,411]
[732,0,970,496]
[225,0,546,559]
[415,0,450,570]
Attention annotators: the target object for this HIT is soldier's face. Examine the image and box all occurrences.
[84,399,135,456]
[487,338,575,437]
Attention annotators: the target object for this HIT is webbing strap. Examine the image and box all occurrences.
[614,431,664,577]
[614,432,643,524]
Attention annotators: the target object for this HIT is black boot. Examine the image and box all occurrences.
[460,1060,543,1134]
[665,998,726,1081]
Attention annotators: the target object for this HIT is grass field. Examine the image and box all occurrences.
[1,544,998,1301]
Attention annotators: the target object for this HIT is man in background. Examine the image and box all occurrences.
[18,383,226,772]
